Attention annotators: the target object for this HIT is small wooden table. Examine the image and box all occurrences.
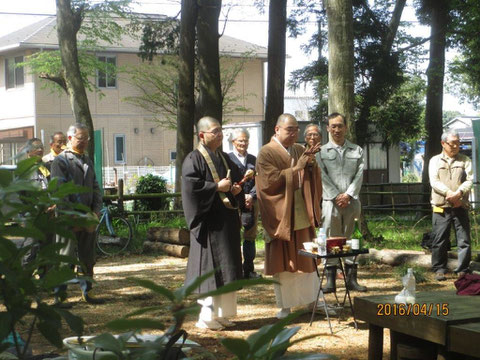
[299,248,369,333]
[354,291,480,359]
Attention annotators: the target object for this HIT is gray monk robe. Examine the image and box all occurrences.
[182,145,244,294]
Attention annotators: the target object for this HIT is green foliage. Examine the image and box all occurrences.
[134,174,168,212]
[85,271,276,359]
[394,264,428,284]
[369,76,426,146]
[401,173,420,183]
[0,159,94,359]
[122,55,253,129]
[366,215,430,250]
[22,0,135,95]
[221,311,336,360]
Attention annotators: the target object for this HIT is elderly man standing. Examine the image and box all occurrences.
[304,123,322,150]
[429,129,473,281]
[182,116,244,330]
[256,113,322,319]
[42,132,67,172]
[318,113,367,293]
[51,123,103,305]
[228,128,261,279]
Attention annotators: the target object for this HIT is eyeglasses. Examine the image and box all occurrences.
[203,128,222,135]
[74,135,90,142]
[279,126,299,133]
[305,133,321,138]
[445,141,460,148]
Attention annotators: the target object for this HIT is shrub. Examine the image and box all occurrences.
[134,174,168,212]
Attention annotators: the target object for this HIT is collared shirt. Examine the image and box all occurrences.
[332,141,347,160]
[232,149,248,167]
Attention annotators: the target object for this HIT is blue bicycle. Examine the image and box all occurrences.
[96,204,133,256]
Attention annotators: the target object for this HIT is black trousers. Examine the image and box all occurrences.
[431,207,471,274]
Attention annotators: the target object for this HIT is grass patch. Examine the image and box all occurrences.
[394,263,428,283]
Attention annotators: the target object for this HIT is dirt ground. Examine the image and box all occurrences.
[23,252,458,360]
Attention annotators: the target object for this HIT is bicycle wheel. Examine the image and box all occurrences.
[96,216,132,255]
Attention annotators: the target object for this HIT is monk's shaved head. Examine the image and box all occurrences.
[276,113,297,126]
[197,116,220,133]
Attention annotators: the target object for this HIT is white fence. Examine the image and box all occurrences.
[102,165,176,193]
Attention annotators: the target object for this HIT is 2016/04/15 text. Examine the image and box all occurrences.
[377,303,449,316]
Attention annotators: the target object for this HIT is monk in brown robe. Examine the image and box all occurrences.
[256,113,322,318]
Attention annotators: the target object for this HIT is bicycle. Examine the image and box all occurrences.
[96,202,133,256]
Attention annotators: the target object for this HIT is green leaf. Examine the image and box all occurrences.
[0,313,12,341]
[0,169,13,187]
[128,278,175,302]
[14,157,38,177]
[2,226,45,241]
[124,305,164,318]
[91,333,124,355]
[171,304,201,320]
[37,320,63,348]
[175,269,217,300]
[106,318,165,332]
[248,311,306,354]
[42,267,77,289]
[220,338,250,360]
[55,308,84,336]
[270,327,300,348]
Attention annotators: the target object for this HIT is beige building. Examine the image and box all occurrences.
[0,16,267,168]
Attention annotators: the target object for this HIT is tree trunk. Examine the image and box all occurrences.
[175,0,197,194]
[325,0,355,141]
[147,227,190,245]
[263,0,287,145]
[421,1,448,201]
[196,0,222,123]
[56,0,95,158]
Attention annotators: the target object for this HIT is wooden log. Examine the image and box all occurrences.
[143,241,189,258]
[147,227,190,245]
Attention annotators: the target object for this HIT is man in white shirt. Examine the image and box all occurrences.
[228,128,261,279]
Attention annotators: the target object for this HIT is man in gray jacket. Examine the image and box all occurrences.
[51,123,104,305]
[318,113,367,292]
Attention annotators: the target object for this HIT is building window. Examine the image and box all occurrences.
[114,134,126,164]
[97,55,116,88]
[5,56,24,89]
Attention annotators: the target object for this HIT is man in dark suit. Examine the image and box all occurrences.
[228,128,261,279]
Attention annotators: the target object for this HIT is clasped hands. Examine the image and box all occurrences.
[335,193,352,208]
[446,190,463,208]
[217,177,242,195]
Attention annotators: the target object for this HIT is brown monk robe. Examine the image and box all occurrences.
[256,114,322,318]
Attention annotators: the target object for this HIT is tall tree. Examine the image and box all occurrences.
[56,0,95,156]
[263,0,287,145]
[325,0,355,140]
[355,0,407,147]
[419,0,449,188]
[196,0,223,123]
[176,0,197,192]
